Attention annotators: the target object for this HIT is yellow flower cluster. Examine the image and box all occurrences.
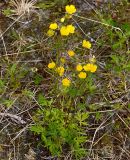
[48,61,71,87]
[47,23,58,37]
[47,4,98,87]
[47,5,76,37]
[76,63,97,79]
[60,25,75,36]
[48,62,65,76]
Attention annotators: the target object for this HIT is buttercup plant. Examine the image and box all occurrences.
[31,4,97,159]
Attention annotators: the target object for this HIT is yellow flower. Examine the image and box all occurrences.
[49,23,58,30]
[82,40,92,49]
[83,64,91,71]
[76,64,83,71]
[67,25,75,34]
[60,58,66,63]
[65,5,76,14]
[56,66,65,76]
[60,17,65,23]
[60,25,75,36]
[60,26,69,36]
[47,29,55,37]
[78,72,87,79]
[68,50,75,57]
[48,62,56,69]
[62,78,71,87]
[83,63,97,73]
[90,64,97,73]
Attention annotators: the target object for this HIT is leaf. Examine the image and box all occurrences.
[3,8,13,16]
[37,94,48,106]
[122,23,130,32]
[95,112,102,121]
[110,55,119,64]
[34,74,43,85]
[10,63,17,75]
[75,112,89,126]
[68,86,86,97]
[36,2,55,9]
[103,18,117,27]
[3,99,14,108]
[123,64,130,71]
[75,136,86,144]
[0,79,5,87]
[22,90,34,98]
[30,125,44,134]
[82,113,89,121]
[11,30,19,39]
[77,103,86,110]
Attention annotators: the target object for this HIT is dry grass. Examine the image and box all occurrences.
[10,0,37,16]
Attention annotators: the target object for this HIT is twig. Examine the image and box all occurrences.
[0,30,8,62]
[74,14,124,34]
[11,125,29,142]
[0,113,26,124]
[0,13,24,39]
[116,113,130,130]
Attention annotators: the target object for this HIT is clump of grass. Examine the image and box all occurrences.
[10,0,37,16]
